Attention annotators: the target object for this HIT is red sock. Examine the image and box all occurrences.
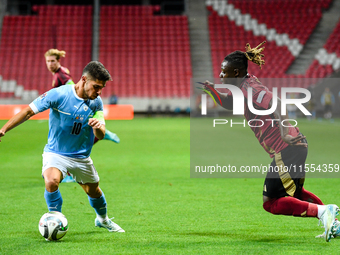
[297,187,324,205]
[94,137,99,144]
[263,197,318,217]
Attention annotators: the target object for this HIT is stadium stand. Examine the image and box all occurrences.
[304,18,340,78]
[324,21,340,57]
[0,5,92,97]
[206,0,337,84]
[209,16,295,79]
[99,5,192,98]
[0,5,191,99]
[1,1,338,100]
[226,0,330,45]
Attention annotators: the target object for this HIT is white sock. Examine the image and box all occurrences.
[97,215,109,223]
[317,205,326,219]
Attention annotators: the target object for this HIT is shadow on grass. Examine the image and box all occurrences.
[180,231,285,242]
[68,231,98,238]
[34,231,100,243]
[181,232,228,237]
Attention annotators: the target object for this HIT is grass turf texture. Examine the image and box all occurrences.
[0,117,339,254]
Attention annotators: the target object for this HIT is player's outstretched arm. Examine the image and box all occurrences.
[88,118,105,140]
[203,80,233,110]
[0,106,36,142]
[272,99,307,147]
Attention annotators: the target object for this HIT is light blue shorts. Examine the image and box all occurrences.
[42,152,100,184]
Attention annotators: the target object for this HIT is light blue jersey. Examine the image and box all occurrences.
[29,85,105,158]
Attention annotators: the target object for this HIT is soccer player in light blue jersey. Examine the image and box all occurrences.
[45,49,120,183]
[45,49,120,144]
[0,61,124,233]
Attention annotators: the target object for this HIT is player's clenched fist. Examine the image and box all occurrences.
[88,118,102,129]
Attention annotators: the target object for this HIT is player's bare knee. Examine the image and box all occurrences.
[43,167,62,183]
[45,179,60,192]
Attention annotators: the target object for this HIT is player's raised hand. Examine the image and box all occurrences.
[88,118,102,129]
[282,134,307,147]
[203,80,215,91]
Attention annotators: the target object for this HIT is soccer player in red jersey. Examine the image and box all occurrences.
[45,49,74,88]
[202,42,339,242]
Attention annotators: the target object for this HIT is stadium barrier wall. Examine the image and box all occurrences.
[0,105,134,120]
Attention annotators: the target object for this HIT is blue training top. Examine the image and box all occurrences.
[29,85,105,158]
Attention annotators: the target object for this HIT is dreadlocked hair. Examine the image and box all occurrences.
[224,41,266,71]
[244,41,265,69]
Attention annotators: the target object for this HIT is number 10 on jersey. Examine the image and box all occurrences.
[71,122,82,135]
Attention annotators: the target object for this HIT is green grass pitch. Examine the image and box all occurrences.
[0,117,339,254]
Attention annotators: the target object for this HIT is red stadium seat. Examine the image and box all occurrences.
[206,0,337,83]
[98,5,192,98]
[0,5,93,97]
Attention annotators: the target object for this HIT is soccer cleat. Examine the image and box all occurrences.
[103,130,120,143]
[332,219,340,237]
[318,204,339,242]
[315,219,340,239]
[61,175,76,183]
[95,218,125,232]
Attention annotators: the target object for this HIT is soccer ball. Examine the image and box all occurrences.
[38,211,68,241]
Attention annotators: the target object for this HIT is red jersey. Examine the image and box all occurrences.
[52,66,72,87]
[232,74,300,158]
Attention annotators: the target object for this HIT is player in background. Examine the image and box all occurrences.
[201,41,339,242]
[45,49,74,88]
[320,87,335,120]
[45,49,77,183]
[0,61,124,233]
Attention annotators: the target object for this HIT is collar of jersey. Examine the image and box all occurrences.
[72,85,86,101]
[239,73,250,88]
